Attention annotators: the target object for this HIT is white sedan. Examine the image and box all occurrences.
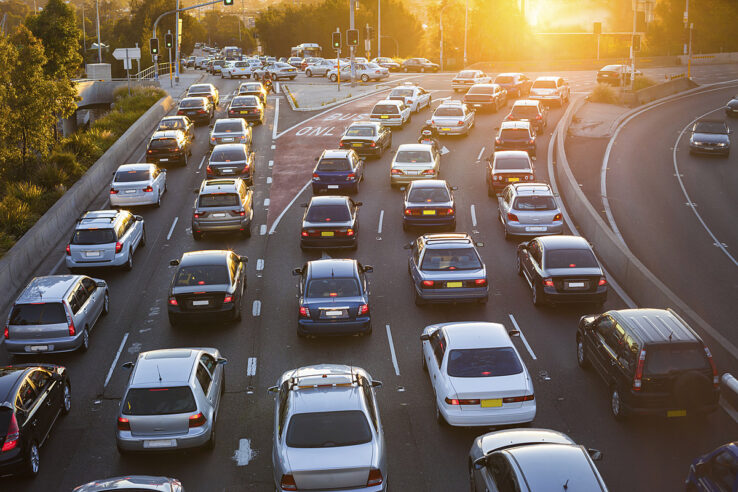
[421,321,536,427]
[386,83,432,112]
[221,60,252,79]
[109,163,167,208]
[452,69,492,92]
[327,62,389,82]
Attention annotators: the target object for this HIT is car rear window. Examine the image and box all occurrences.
[513,196,556,210]
[122,387,197,416]
[644,344,710,377]
[189,85,211,92]
[511,106,540,118]
[72,228,117,244]
[158,119,185,130]
[306,277,361,298]
[232,96,259,106]
[115,169,151,181]
[213,121,243,132]
[317,159,351,172]
[346,126,376,137]
[544,248,598,268]
[532,80,557,89]
[199,193,240,207]
[494,75,514,84]
[179,99,204,108]
[447,347,523,378]
[305,204,351,222]
[372,104,399,115]
[175,265,229,286]
[149,138,178,150]
[210,148,246,162]
[457,71,478,78]
[9,303,67,325]
[421,247,482,271]
[500,128,531,139]
[396,150,432,163]
[286,410,372,448]
[494,157,531,171]
[434,107,463,117]
[407,187,450,203]
[467,86,493,95]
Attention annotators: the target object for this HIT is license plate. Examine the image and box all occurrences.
[85,251,101,257]
[667,410,687,417]
[144,439,176,448]
[213,213,226,218]
[187,111,196,115]
[525,226,546,232]
[380,115,389,119]
[221,169,234,174]
[568,282,585,288]
[27,345,49,352]
[327,185,339,189]
[508,177,520,182]
[422,210,436,215]
[352,143,363,147]
[160,158,168,162]
[473,104,482,107]
[223,138,234,142]
[240,111,249,114]
[325,310,342,316]
[447,281,463,288]
[321,231,335,237]
[481,399,503,408]
[192,300,210,306]
[441,128,451,131]
[125,189,136,194]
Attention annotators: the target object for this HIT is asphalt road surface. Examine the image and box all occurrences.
[2,68,736,492]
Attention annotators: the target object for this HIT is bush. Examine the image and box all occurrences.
[633,75,657,91]
[61,131,104,165]
[49,151,85,180]
[34,162,69,190]
[0,196,37,237]
[589,83,618,104]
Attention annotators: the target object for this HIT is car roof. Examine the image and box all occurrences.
[0,367,31,404]
[534,76,560,81]
[180,97,208,103]
[408,179,448,189]
[180,250,231,267]
[320,149,352,159]
[213,118,245,126]
[397,143,433,151]
[283,364,367,413]
[608,309,700,345]
[76,209,125,230]
[189,84,215,91]
[536,235,591,250]
[494,150,531,159]
[117,163,153,172]
[131,349,201,386]
[479,428,575,455]
[500,121,532,129]
[438,100,463,106]
[308,195,350,206]
[199,178,242,193]
[307,259,358,278]
[512,100,540,107]
[421,233,474,248]
[439,322,511,350]
[348,120,381,128]
[511,183,553,195]
[375,100,403,107]
[160,116,187,122]
[506,443,606,491]
[211,143,247,152]
[17,275,80,303]
[73,476,178,492]
[496,72,523,77]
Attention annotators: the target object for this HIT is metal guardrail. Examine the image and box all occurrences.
[134,63,176,80]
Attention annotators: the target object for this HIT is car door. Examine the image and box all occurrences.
[81,277,103,322]
[72,281,92,330]
[195,359,216,422]
[272,381,291,483]
[698,449,738,491]
[521,240,541,286]
[427,330,448,405]
[200,353,222,414]
[349,199,360,231]
[16,378,54,446]
[409,239,423,288]
[588,315,620,381]
[28,369,62,436]
[498,187,512,224]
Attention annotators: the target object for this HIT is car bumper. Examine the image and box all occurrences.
[4,333,84,354]
[348,146,382,157]
[440,401,537,427]
[494,145,536,156]
[435,126,467,135]
[403,216,455,228]
[110,193,159,207]
[622,389,719,417]
[116,426,211,451]
[298,317,371,336]
[168,303,237,321]
[542,286,607,304]
[529,94,560,101]
[0,447,25,475]
[206,170,252,182]
[505,223,564,236]
[277,482,386,492]
[66,252,130,268]
[726,107,738,117]
[452,82,474,90]
[300,236,357,249]
[416,286,489,303]
[193,217,252,233]
[312,182,357,193]
[465,101,495,110]
[689,143,729,155]
[147,155,185,165]
[390,174,438,186]
[370,117,403,126]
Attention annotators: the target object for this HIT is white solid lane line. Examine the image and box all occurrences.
[256,259,265,271]
[385,324,400,376]
[508,314,537,360]
[104,332,130,388]
[470,205,477,227]
[377,210,384,234]
[271,98,280,140]
[264,198,270,207]
[269,180,311,234]
[166,216,178,241]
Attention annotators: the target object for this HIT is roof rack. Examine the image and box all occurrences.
[289,371,358,391]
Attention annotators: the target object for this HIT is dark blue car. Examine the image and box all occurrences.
[311,149,364,194]
[686,441,738,491]
[293,259,372,337]
[402,179,456,231]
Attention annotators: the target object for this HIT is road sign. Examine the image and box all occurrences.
[113,47,141,60]
[123,58,132,70]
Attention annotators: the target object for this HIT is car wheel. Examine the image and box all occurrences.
[124,250,133,270]
[102,292,110,315]
[361,74,369,82]
[61,383,72,415]
[79,327,90,352]
[241,222,252,238]
[610,387,627,420]
[576,335,590,369]
[330,74,337,82]
[233,303,242,322]
[25,441,40,477]
[139,227,146,248]
[168,314,179,327]
[515,255,523,277]
[155,191,162,208]
[306,69,312,77]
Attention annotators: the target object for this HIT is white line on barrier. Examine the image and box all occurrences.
[166,217,178,241]
[271,144,276,150]
[470,205,477,227]
[104,333,129,388]
[252,300,261,317]
[385,324,400,376]
[198,155,206,170]
[377,210,384,234]
[246,357,257,376]
[508,314,536,360]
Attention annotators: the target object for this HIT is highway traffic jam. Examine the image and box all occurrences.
[1,47,737,492]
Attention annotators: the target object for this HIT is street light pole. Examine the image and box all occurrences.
[95,0,102,63]
[349,0,356,87]
[175,0,180,83]
[377,0,381,58]
[683,0,689,55]
[463,0,468,67]
[630,0,636,90]
[439,5,448,72]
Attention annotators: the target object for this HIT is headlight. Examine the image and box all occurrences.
[716,142,727,147]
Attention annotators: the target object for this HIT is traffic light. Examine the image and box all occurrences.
[346,29,359,47]
[332,31,341,50]
[366,25,374,40]
[633,34,641,52]
[165,33,173,49]
[593,22,602,35]
[150,37,159,55]
[224,0,234,5]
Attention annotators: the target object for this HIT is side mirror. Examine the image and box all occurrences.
[587,448,603,461]
[267,385,279,394]
[134,215,143,221]
[420,334,430,341]
[169,259,180,266]
[363,265,373,273]
[450,186,458,190]
[239,255,248,263]
[485,156,491,163]
[96,280,106,288]
[508,330,520,337]
[121,361,134,369]
[217,357,228,365]
[403,243,413,250]
[354,201,363,207]
[473,456,487,471]
[519,241,529,250]
[371,380,382,387]
[399,186,406,192]
[193,188,199,194]
[292,268,302,276]
[494,126,500,130]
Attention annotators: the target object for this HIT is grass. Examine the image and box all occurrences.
[589,83,619,104]
[633,75,657,91]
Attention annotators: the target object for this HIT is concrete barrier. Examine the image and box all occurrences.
[722,373,738,412]
[0,95,174,316]
[634,77,698,105]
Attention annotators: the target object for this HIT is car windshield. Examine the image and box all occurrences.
[9,303,66,325]
[500,128,531,140]
[692,121,728,134]
[544,248,598,268]
[232,96,259,106]
[408,187,450,203]
[158,119,185,130]
[372,104,399,115]
[210,148,246,162]
[457,71,478,78]
[396,150,432,163]
[149,138,177,150]
[317,159,351,172]
[421,247,482,271]
[643,344,710,377]
[494,157,531,171]
[190,85,211,92]
[435,107,463,117]
[122,387,197,416]
[468,86,493,95]
[306,277,361,298]
[199,193,240,207]
[346,126,376,137]
[601,65,622,71]
[179,99,204,108]
[494,75,514,84]
[390,88,414,98]
[532,80,557,89]
[175,265,229,286]
[286,411,372,448]
[214,121,243,132]
[305,204,351,222]
[72,228,117,244]
[511,106,540,118]
[241,84,262,92]
[447,347,524,378]
[115,169,151,181]
[513,196,557,210]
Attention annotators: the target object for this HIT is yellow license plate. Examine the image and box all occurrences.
[447,281,463,288]
[508,177,520,182]
[240,111,249,114]
[667,410,687,417]
[422,210,436,215]
[481,399,503,408]
[380,115,389,119]
[321,231,335,237]
[442,128,451,131]
[352,143,363,147]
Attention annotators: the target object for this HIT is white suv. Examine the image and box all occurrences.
[529,76,570,107]
[221,60,252,79]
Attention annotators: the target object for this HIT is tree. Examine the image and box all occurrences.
[26,0,83,79]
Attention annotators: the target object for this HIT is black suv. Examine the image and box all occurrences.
[576,308,719,420]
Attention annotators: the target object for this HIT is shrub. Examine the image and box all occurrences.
[0,196,37,237]
[34,162,69,190]
[633,75,657,91]
[61,131,104,165]
[49,151,84,180]
[589,83,618,104]
[8,181,43,205]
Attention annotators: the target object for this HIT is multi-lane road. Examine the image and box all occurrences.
[2,66,737,491]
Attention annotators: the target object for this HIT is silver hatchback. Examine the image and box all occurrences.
[192,178,254,240]
[209,118,252,147]
[116,348,227,453]
[269,364,387,492]
[497,183,563,239]
[66,210,145,271]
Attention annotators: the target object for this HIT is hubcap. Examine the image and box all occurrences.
[30,445,39,473]
[64,386,71,411]
[611,390,620,414]
[577,341,584,363]
[83,330,89,348]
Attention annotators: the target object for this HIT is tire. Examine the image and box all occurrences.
[576,335,590,369]
[155,191,162,208]
[79,327,90,352]
[102,292,110,316]
[24,441,40,477]
[206,425,216,450]
[168,314,179,327]
[610,386,627,420]
[139,227,146,248]
[241,221,252,238]
[123,250,133,271]
[330,74,337,82]
[61,383,72,415]
[361,74,369,82]
[306,69,312,77]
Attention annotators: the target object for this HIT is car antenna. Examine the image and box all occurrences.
[157,364,163,382]
[563,479,569,490]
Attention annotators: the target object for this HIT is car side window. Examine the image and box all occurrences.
[711,450,738,489]
[488,454,521,492]
[360,377,379,431]
[196,363,213,395]
[200,353,217,375]
[29,370,52,392]
[528,241,541,265]
[67,293,81,314]
[277,382,290,438]
[619,332,639,370]
[228,258,238,283]
[429,330,446,367]
[595,315,620,350]
[74,284,89,307]
[412,240,422,264]
[81,277,97,295]
[17,380,39,412]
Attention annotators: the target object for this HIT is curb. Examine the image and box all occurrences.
[281,84,391,112]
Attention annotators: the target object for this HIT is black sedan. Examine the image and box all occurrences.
[495,121,537,158]
[401,58,439,73]
[293,259,373,337]
[228,95,264,124]
[176,97,214,125]
[516,235,607,307]
[402,179,456,231]
[596,64,641,85]
[0,364,71,477]
[300,196,361,250]
[338,121,392,158]
[688,119,731,156]
[167,250,247,325]
[726,95,738,117]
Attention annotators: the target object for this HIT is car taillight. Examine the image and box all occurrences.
[177,110,185,115]
[421,280,434,288]
[553,213,562,221]
[421,169,435,175]
[502,394,535,403]
[367,468,383,487]
[358,304,369,315]
[223,295,233,304]
[1,412,19,452]
[198,109,206,113]
[404,208,413,216]
[474,279,487,286]
[346,173,356,181]
[280,474,297,491]
[117,417,131,431]
[507,213,519,222]
[346,228,355,236]
[535,114,542,120]
[633,348,647,391]
[300,230,309,237]
[529,139,535,144]
[445,397,480,405]
[168,297,178,306]
[143,186,153,192]
[189,412,206,427]
[299,306,310,317]
[206,165,214,174]
[391,169,403,175]
[3,326,8,339]
[339,141,344,147]
[370,142,376,147]
[64,302,75,336]
[495,138,501,145]
[505,115,514,120]
[543,278,554,287]
[312,172,320,180]
[704,346,719,387]
[115,242,123,253]
[598,277,608,286]
[231,210,246,217]
[65,244,71,256]
[109,188,119,194]
[456,120,464,126]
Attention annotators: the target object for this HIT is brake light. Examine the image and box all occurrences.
[143,186,153,192]
[65,244,71,256]
[231,210,246,217]
[189,413,206,427]
[115,242,123,253]
[529,139,535,144]
[474,279,487,286]
[357,304,370,316]
[177,110,185,115]
[346,228,355,236]
[117,417,131,431]
[502,394,535,403]
[421,169,436,175]
[495,138,501,145]
[198,109,206,113]
[223,295,233,303]
[507,213,519,222]
[280,474,297,491]
[704,346,719,387]
[505,115,514,120]
[535,114,542,120]
[404,208,413,216]
[168,297,178,306]
[301,230,308,237]
[598,277,608,286]
[339,141,344,147]
[456,120,464,126]
[346,173,356,181]
[421,280,434,288]
[633,348,647,391]
[543,278,554,287]
[553,213,562,221]
[445,397,480,405]
[109,188,119,194]
[147,149,154,154]
[3,326,7,339]
[367,468,383,487]
[391,169,403,175]
[299,306,310,317]
[206,166,213,174]
[312,172,320,180]
[64,302,75,336]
